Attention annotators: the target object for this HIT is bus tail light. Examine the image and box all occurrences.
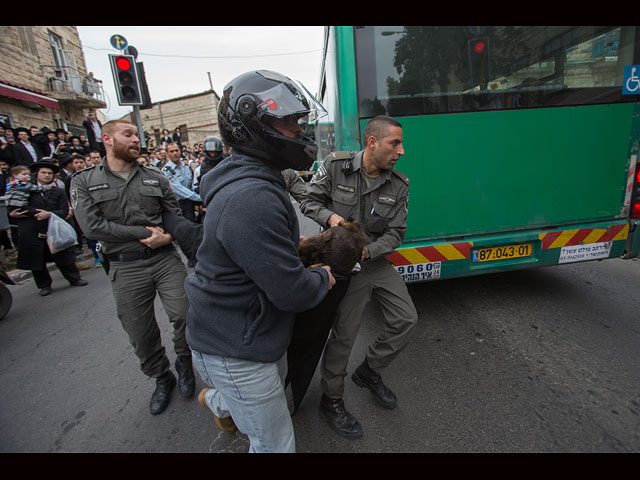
[633,163,640,219]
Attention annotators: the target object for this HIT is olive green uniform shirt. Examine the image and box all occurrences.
[70,159,182,254]
[300,150,410,260]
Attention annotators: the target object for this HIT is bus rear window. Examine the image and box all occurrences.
[354,26,639,117]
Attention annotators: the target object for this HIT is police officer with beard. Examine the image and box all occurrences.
[71,120,195,416]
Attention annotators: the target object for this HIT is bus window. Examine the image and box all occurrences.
[354,26,639,117]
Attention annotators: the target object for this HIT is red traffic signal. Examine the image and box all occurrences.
[473,40,486,54]
[115,56,131,70]
[109,54,143,106]
[467,37,490,88]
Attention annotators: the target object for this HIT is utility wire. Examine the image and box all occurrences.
[84,45,322,59]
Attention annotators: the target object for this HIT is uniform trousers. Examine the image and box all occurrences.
[320,256,418,399]
[108,248,190,378]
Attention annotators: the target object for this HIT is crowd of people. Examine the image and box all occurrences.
[1,70,418,454]
[0,114,225,275]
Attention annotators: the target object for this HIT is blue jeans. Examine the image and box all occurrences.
[191,349,295,453]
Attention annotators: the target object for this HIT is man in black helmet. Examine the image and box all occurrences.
[185,70,335,453]
[197,136,227,185]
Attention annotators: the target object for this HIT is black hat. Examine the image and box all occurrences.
[28,160,60,174]
[14,127,30,136]
[56,152,73,167]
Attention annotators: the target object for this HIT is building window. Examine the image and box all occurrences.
[178,124,188,143]
[17,26,36,56]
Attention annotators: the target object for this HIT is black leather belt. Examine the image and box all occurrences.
[105,244,173,262]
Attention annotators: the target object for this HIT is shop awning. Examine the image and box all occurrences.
[0,81,59,110]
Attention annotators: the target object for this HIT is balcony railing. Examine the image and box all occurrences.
[42,65,106,107]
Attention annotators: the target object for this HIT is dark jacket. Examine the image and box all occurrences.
[172,132,182,148]
[7,141,43,166]
[184,153,329,362]
[30,133,55,157]
[14,184,71,270]
[82,118,102,152]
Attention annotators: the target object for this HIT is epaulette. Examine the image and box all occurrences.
[71,164,95,177]
[391,168,410,185]
[327,151,356,162]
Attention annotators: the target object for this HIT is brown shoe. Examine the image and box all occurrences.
[197,388,237,433]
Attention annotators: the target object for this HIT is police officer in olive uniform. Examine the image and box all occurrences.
[300,115,418,439]
[70,120,195,416]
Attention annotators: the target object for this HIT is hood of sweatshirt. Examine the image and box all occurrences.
[199,153,285,208]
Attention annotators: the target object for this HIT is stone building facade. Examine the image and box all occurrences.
[122,90,221,151]
[0,26,106,136]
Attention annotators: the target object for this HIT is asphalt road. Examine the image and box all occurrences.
[1,215,639,453]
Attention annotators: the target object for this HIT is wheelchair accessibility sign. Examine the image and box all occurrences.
[623,65,640,95]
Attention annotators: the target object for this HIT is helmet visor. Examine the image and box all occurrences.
[255,81,327,126]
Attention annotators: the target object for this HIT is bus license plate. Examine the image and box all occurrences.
[472,243,533,263]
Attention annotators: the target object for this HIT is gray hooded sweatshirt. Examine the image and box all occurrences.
[184,153,329,362]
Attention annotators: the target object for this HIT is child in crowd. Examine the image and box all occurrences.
[4,165,52,213]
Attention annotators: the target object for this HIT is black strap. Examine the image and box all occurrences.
[105,244,173,262]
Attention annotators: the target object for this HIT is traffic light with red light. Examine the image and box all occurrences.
[467,37,490,90]
[109,54,143,106]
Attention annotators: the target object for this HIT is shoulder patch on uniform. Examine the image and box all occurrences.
[70,187,78,209]
[391,168,410,185]
[311,162,327,183]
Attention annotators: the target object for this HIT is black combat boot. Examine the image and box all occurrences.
[175,355,195,398]
[149,370,176,415]
[319,394,363,439]
[351,359,397,409]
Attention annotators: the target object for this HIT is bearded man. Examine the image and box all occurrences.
[70,120,195,416]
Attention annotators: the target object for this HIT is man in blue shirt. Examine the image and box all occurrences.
[161,143,201,222]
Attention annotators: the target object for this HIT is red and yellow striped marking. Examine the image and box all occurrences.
[387,224,629,265]
[387,242,473,266]
[539,224,628,249]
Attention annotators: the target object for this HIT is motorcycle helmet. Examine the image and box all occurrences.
[218,70,326,171]
[203,136,224,154]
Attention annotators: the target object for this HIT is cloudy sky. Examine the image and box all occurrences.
[76,26,325,121]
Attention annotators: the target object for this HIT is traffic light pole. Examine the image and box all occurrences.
[132,105,146,149]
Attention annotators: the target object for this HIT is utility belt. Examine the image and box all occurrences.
[104,244,174,262]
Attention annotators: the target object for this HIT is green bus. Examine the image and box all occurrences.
[315,26,640,282]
